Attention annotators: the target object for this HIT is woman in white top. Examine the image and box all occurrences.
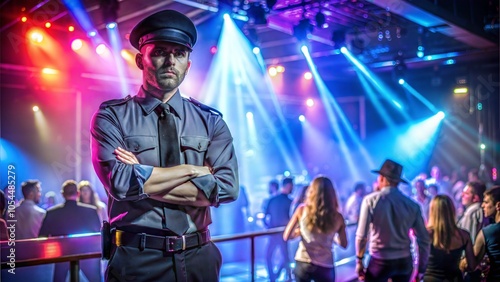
[283,175,348,282]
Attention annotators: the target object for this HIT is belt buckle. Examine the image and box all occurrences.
[115,230,123,246]
[165,235,186,252]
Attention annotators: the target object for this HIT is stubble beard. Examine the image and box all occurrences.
[156,70,187,92]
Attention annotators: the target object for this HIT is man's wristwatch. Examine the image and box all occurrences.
[356,256,364,260]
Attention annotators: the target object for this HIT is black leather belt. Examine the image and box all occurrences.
[113,229,210,252]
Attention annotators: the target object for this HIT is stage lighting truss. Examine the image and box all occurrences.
[293,18,313,43]
[100,0,119,27]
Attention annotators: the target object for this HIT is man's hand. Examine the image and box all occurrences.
[459,257,467,272]
[115,147,212,178]
[115,147,139,164]
[356,260,365,281]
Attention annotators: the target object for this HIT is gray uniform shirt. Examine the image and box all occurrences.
[91,87,239,233]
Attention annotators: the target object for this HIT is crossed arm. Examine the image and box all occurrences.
[114,147,212,206]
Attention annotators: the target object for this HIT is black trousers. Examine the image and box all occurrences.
[266,234,291,281]
[294,261,335,282]
[366,256,413,282]
[106,241,222,282]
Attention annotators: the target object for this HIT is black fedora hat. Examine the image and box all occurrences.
[371,159,409,184]
[129,10,197,51]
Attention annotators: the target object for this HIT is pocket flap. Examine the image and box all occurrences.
[124,136,157,153]
[180,136,209,152]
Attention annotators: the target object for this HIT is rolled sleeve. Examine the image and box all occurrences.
[201,117,239,207]
[191,174,218,204]
[356,196,371,241]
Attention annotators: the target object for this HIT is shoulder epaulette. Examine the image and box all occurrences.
[99,95,133,109]
[188,97,223,118]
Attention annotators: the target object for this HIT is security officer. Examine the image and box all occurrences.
[91,10,239,281]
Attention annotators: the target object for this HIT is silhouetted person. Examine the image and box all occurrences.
[78,180,108,224]
[265,177,293,281]
[344,181,367,223]
[39,180,101,282]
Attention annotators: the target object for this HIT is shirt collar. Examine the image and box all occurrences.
[21,199,37,206]
[379,185,399,194]
[166,89,183,119]
[135,87,184,119]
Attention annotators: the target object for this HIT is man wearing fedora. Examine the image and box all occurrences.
[91,9,239,282]
[355,159,430,282]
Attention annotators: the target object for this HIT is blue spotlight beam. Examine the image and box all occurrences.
[302,46,364,181]
[355,71,398,134]
[200,15,306,184]
[365,113,445,178]
[63,0,95,34]
[63,0,105,46]
[400,81,439,113]
[107,26,131,97]
[257,57,307,173]
[341,48,412,122]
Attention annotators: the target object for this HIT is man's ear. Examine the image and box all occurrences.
[186,60,192,75]
[496,201,500,211]
[136,53,144,70]
[473,194,480,203]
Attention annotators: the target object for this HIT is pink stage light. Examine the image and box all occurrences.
[71,39,83,51]
[29,31,44,43]
[304,71,312,80]
[306,98,314,107]
[268,67,277,77]
[95,43,108,55]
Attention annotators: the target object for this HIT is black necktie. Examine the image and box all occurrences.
[157,103,180,167]
[156,103,188,235]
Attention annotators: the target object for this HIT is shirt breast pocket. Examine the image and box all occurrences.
[180,136,209,165]
[124,136,158,164]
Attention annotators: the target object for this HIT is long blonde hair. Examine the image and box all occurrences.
[303,176,340,233]
[427,194,458,252]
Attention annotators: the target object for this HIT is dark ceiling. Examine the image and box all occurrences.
[0,0,498,82]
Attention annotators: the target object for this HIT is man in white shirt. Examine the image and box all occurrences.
[15,180,46,239]
[356,159,430,282]
[458,181,486,282]
[344,182,366,223]
[458,181,486,243]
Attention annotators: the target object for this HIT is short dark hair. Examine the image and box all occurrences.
[353,182,366,193]
[61,180,78,196]
[282,177,294,187]
[468,168,479,178]
[269,180,279,189]
[484,185,500,205]
[466,181,487,202]
[21,180,40,198]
